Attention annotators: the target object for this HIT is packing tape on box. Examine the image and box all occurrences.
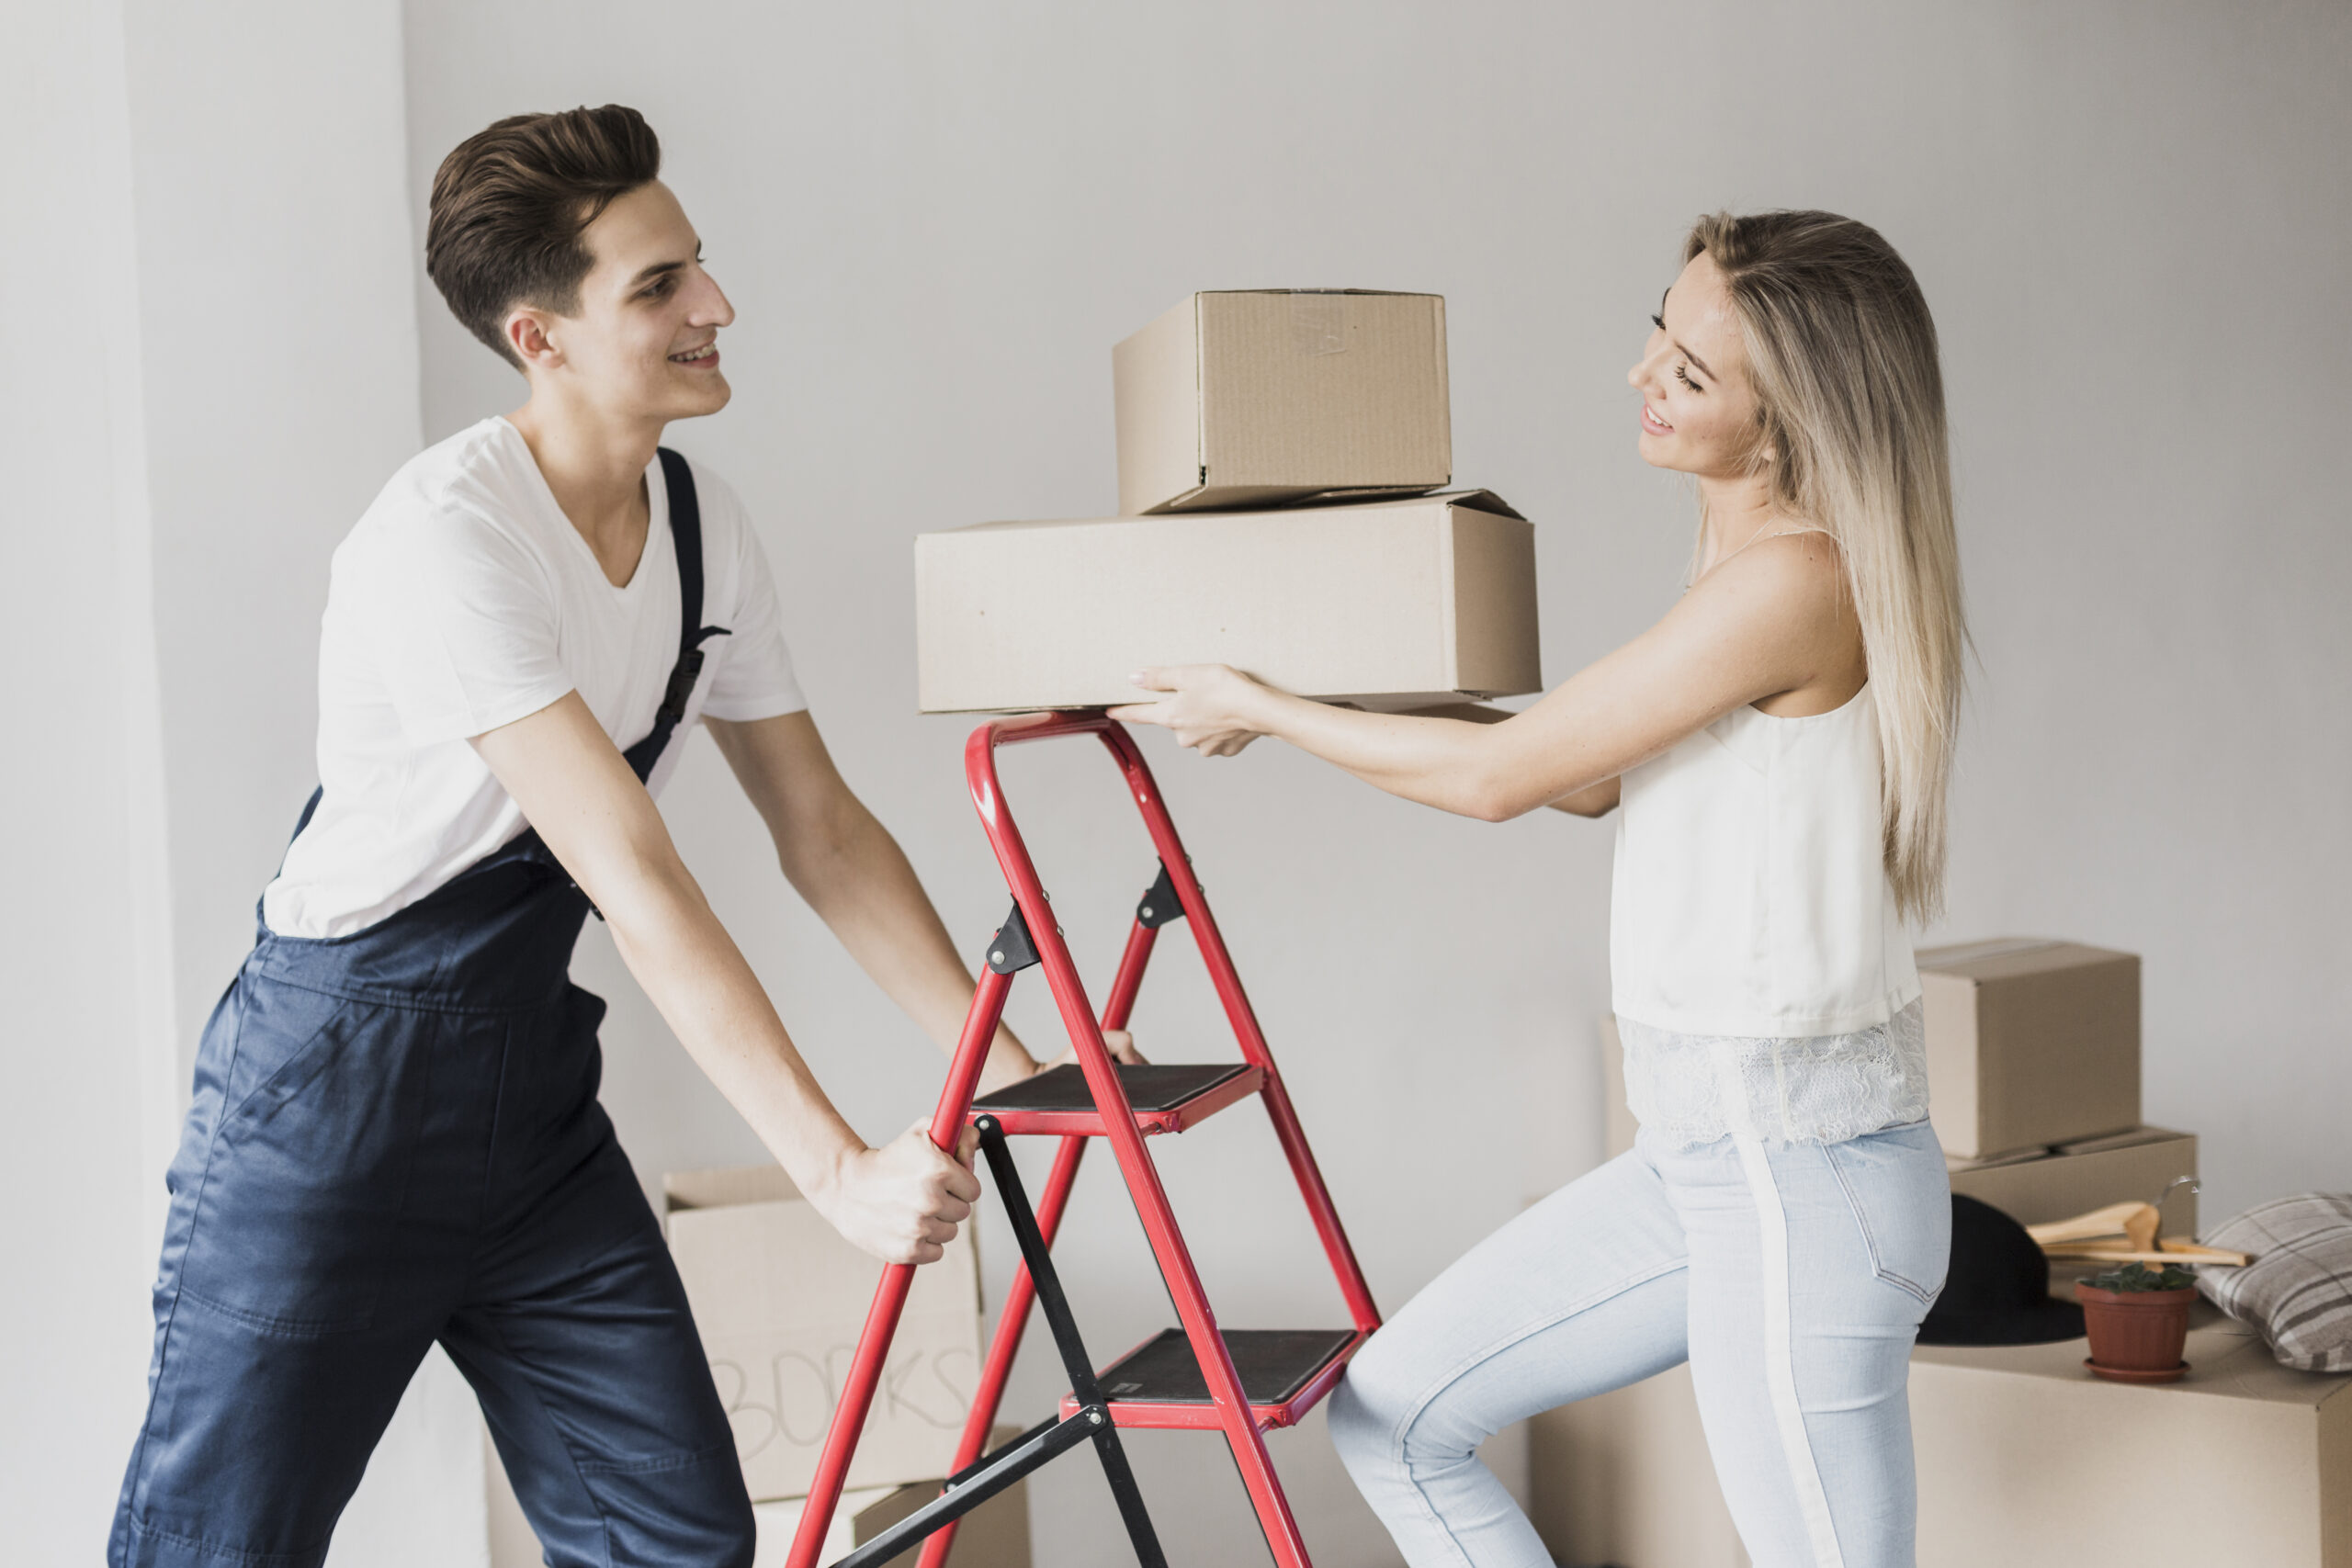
[1291,290,1350,356]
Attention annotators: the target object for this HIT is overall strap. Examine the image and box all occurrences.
[618,446,732,784]
[273,448,736,924]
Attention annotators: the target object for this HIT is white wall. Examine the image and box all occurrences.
[3,1,484,1562]
[0,4,179,1558]
[118,6,492,1560]
[14,1,2342,1564]
[401,3,2352,1563]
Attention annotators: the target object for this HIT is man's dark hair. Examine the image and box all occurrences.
[426,105,662,367]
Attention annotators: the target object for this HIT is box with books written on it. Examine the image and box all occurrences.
[662,1165,983,1503]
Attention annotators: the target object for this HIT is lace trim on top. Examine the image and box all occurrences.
[1619,998,1929,1149]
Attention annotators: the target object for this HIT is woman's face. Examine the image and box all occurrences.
[1627,250,1764,479]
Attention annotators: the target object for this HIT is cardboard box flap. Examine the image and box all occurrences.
[663,1163,802,1213]
[1917,937,2134,982]
[978,488,1521,530]
[1251,486,1522,521]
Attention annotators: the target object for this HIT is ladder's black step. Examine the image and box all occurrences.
[973,1061,1251,1116]
[1094,1328,1357,1407]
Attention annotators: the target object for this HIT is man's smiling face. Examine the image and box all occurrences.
[507,179,735,423]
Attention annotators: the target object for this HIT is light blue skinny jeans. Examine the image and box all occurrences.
[1328,1120,1951,1568]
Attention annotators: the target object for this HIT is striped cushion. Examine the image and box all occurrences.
[2197,1193,2352,1373]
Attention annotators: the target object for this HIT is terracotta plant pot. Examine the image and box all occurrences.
[2077,1283,2196,1382]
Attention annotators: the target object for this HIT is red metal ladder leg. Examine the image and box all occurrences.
[918,908,1158,1567]
[785,962,1014,1568]
[1099,722,1382,1336]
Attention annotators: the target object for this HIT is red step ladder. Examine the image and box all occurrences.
[785,711,1381,1568]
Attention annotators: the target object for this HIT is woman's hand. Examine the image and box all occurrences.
[1109,665,1281,756]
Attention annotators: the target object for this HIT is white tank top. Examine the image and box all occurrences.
[1610,683,1920,1039]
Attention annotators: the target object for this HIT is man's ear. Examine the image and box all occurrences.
[505,307,561,373]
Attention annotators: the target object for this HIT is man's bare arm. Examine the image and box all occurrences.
[470,692,978,1264]
[706,711,1143,1089]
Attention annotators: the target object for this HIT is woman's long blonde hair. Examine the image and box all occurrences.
[1686,210,1966,922]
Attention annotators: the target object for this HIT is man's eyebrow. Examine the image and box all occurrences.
[1658,286,1716,381]
[626,242,703,289]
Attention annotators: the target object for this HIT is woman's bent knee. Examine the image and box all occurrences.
[1326,1374,1401,1477]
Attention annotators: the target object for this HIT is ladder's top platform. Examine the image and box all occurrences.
[972,1062,1262,1137]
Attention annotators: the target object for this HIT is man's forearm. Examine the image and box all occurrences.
[600,856,866,1196]
[782,807,1036,1086]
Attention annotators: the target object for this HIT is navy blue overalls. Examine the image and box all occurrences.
[112,451,757,1568]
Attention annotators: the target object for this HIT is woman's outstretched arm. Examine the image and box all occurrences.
[1108,532,1853,822]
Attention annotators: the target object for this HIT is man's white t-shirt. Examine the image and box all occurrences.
[264,416,808,939]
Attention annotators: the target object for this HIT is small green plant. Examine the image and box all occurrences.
[2083,1261,2197,1292]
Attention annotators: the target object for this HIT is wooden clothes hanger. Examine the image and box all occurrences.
[2024,1181,2253,1268]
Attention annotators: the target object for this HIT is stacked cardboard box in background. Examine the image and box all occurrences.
[1919,939,2199,1237]
[748,1425,1033,1568]
[490,1168,1025,1566]
[1548,939,2352,1564]
[1599,940,2197,1233]
[1531,1319,2352,1568]
[916,290,1543,714]
[662,1166,985,1504]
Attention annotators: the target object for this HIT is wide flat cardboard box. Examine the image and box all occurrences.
[1947,1123,2198,1235]
[1114,288,1451,513]
[665,1166,983,1502]
[751,1426,1031,1567]
[1918,937,2141,1158]
[915,491,1539,714]
[1531,1314,2352,1566]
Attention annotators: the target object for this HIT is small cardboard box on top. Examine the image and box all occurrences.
[1114,289,1451,514]
[663,1166,982,1503]
[1918,938,2141,1159]
[914,491,1539,714]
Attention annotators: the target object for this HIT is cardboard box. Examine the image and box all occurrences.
[1529,1361,1748,1567]
[1908,1320,2352,1566]
[1530,1317,2352,1567]
[664,1166,983,1502]
[1946,1124,2199,1235]
[1917,938,2142,1158]
[1113,289,1451,514]
[751,1427,1031,1568]
[914,491,1539,713]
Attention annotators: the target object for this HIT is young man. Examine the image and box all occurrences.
[110,105,1131,1568]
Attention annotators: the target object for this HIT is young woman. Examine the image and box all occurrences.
[1111,210,1965,1567]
